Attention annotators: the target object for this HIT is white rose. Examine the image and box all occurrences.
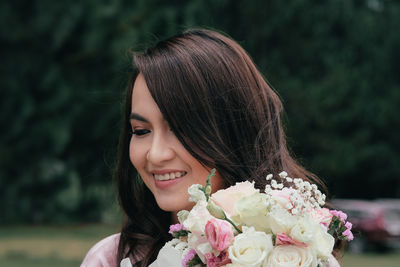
[183,200,212,263]
[187,233,209,263]
[267,206,297,234]
[183,200,211,233]
[312,224,335,259]
[228,226,273,267]
[289,217,315,243]
[148,239,187,267]
[188,184,206,203]
[266,245,317,267]
[233,192,270,233]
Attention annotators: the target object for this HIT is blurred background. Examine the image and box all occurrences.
[1,0,399,266]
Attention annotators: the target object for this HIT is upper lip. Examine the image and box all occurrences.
[152,169,186,175]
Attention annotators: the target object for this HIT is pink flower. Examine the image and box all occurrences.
[345,221,352,230]
[182,249,196,267]
[211,181,258,215]
[330,210,347,222]
[169,223,185,234]
[309,208,334,227]
[343,228,354,241]
[205,218,234,251]
[275,233,308,247]
[343,221,354,241]
[205,251,231,267]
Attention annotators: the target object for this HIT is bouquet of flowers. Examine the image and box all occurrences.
[125,170,353,267]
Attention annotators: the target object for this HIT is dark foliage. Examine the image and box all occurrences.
[0,0,398,223]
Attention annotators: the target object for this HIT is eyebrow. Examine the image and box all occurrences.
[129,113,149,122]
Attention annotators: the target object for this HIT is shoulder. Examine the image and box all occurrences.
[81,233,120,267]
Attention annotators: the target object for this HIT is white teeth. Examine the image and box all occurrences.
[154,171,186,181]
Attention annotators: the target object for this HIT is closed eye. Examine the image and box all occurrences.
[132,129,151,136]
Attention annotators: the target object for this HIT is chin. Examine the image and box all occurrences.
[156,198,193,213]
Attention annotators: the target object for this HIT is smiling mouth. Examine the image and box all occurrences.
[153,171,187,181]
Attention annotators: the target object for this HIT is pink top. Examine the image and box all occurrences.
[81,233,121,267]
[81,233,341,267]
[81,233,146,267]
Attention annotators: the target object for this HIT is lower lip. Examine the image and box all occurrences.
[154,176,185,189]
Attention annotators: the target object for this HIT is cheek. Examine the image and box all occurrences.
[129,138,146,169]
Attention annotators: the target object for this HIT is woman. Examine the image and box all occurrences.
[81,28,341,266]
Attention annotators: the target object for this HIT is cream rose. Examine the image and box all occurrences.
[232,192,270,232]
[269,188,297,209]
[211,181,259,215]
[266,245,317,267]
[308,207,333,227]
[267,206,297,234]
[228,226,273,267]
[312,224,335,259]
[289,217,315,244]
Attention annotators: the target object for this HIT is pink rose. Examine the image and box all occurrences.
[205,218,234,251]
[205,251,231,267]
[211,181,258,215]
[275,233,308,247]
[308,208,334,227]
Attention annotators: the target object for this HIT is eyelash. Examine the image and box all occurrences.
[132,129,150,136]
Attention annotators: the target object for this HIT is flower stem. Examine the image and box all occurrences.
[224,216,242,234]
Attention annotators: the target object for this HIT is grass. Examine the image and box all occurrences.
[0,224,119,266]
[0,224,399,266]
[343,252,400,267]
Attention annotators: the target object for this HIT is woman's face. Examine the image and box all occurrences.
[129,74,224,215]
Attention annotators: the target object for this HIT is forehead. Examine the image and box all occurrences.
[131,74,164,119]
[131,74,153,107]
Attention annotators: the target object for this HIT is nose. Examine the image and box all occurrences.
[146,132,175,164]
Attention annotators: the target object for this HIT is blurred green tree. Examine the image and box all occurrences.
[0,0,398,223]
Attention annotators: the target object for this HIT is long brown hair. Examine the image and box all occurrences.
[116,29,330,265]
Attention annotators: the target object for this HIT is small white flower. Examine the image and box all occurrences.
[311,184,318,191]
[177,210,189,224]
[188,184,206,203]
[265,184,272,193]
[266,174,273,180]
[279,171,288,178]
